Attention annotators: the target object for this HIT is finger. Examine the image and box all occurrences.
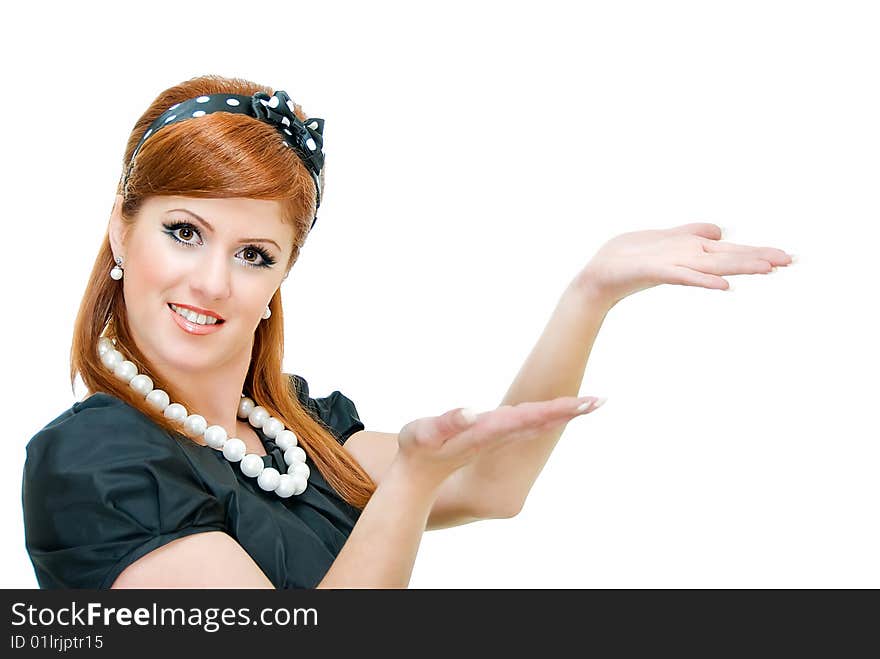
[487,397,604,443]
[665,265,730,290]
[454,397,593,448]
[685,252,774,276]
[699,239,792,265]
[668,223,723,240]
[401,407,479,449]
[493,398,586,429]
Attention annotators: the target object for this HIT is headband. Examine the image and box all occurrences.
[120,90,325,230]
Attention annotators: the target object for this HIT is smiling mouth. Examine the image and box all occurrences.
[167,303,226,325]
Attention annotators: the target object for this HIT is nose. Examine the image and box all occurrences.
[188,247,232,302]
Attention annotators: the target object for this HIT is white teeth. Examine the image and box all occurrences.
[170,304,219,325]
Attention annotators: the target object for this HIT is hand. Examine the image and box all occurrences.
[571,223,794,309]
[395,395,605,483]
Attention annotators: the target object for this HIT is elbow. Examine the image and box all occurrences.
[493,499,524,519]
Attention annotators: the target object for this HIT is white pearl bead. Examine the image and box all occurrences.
[145,389,170,411]
[222,437,246,462]
[113,360,138,383]
[129,374,153,396]
[238,396,255,419]
[96,338,311,498]
[240,453,265,477]
[163,402,187,423]
[291,474,307,496]
[262,417,284,439]
[203,425,228,449]
[110,266,123,281]
[274,474,297,498]
[100,348,122,370]
[183,414,207,436]
[288,462,310,480]
[257,467,281,491]
[97,337,114,356]
[248,406,269,428]
[284,445,306,466]
[274,429,297,451]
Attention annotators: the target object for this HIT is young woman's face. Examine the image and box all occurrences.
[109,194,293,372]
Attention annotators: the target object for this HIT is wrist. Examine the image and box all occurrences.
[566,270,616,313]
[385,456,447,500]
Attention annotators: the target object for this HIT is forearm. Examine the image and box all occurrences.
[317,458,443,589]
[457,280,611,514]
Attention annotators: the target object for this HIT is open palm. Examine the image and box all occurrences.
[573,223,794,309]
[396,395,602,481]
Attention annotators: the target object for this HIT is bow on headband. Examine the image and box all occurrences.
[251,90,325,182]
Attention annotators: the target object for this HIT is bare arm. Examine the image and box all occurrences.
[111,531,275,588]
[454,281,609,514]
[342,282,609,524]
[343,430,515,530]
[317,457,445,588]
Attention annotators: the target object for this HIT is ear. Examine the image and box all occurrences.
[108,194,129,259]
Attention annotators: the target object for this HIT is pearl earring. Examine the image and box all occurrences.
[262,306,272,320]
[110,256,124,281]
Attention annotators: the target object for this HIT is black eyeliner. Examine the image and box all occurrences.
[161,221,277,268]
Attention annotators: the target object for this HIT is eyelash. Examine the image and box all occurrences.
[161,221,277,269]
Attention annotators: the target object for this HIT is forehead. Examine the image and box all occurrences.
[142,195,288,231]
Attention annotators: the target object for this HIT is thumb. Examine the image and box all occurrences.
[401,407,480,447]
[432,407,480,443]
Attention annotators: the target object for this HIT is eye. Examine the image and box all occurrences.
[240,247,268,267]
[175,224,198,243]
[162,222,200,246]
[161,221,277,269]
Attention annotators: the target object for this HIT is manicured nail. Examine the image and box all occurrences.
[460,407,478,424]
[789,254,798,264]
[726,281,735,292]
[577,397,606,413]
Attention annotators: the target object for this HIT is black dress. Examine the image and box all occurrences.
[21,373,365,589]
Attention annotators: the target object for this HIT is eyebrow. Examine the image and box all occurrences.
[166,208,282,251]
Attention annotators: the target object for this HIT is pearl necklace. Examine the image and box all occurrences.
[95,336,310,498]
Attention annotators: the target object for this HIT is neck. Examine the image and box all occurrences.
[173,368,252,439]
[122,330,255,439]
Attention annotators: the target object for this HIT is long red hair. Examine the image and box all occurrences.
[69,74,376,510]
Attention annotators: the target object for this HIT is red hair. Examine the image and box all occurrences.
[69,74,376,510]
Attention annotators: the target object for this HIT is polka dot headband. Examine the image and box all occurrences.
[121,89,326,230]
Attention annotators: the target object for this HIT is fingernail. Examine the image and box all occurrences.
[460,407,478,424]
[577,397,606,412]
[726,281,735,292]
[789,253,798,264]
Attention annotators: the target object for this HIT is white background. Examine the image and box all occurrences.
[2,0,877,588]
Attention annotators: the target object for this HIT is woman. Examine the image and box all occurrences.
[21,74,794,589]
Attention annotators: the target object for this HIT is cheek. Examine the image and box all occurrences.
[123,238,179,305]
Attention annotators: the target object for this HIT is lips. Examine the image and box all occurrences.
[168,304,226,335]
[168,303,225,323]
